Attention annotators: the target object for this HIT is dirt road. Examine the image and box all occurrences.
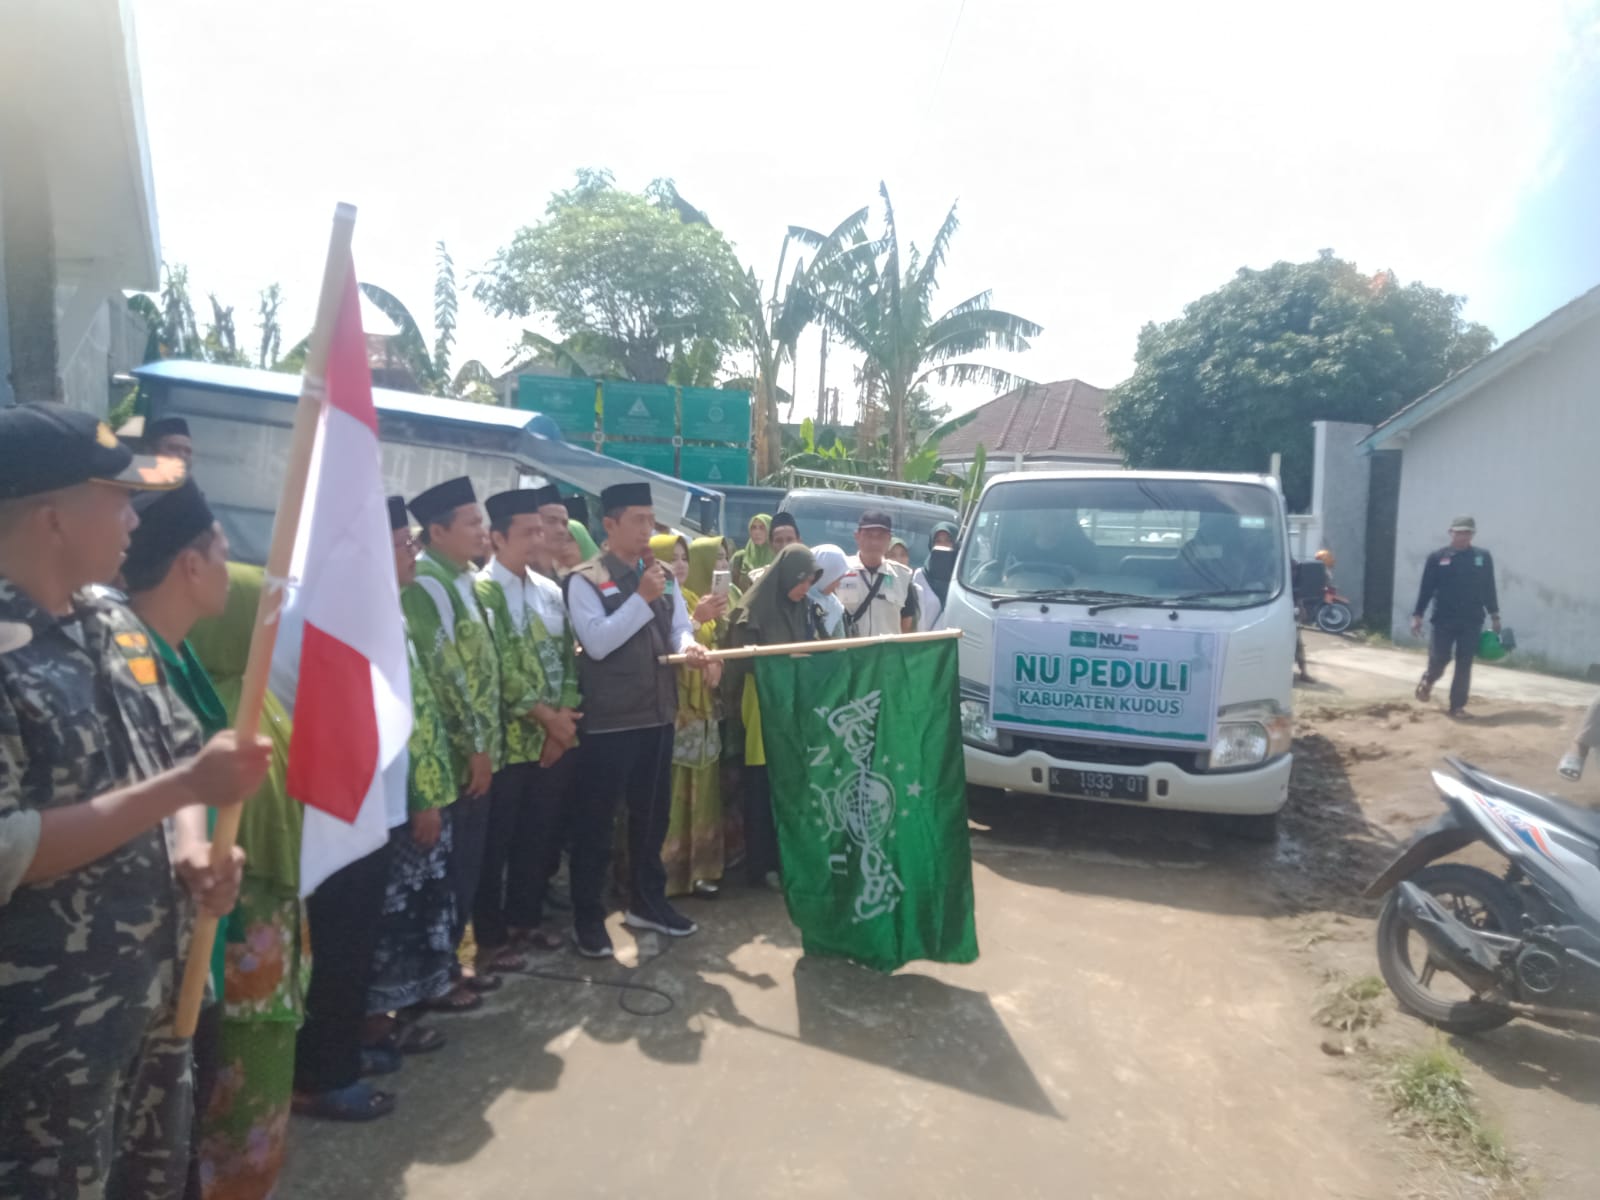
[278,635,1597,1200]
[1284,633,1599,1200]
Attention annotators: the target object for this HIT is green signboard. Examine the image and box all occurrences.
[681,387,751,444]
[603,440,677,476]
[679,444,750,486]
[516,376,598,435]
[601,382,677,440]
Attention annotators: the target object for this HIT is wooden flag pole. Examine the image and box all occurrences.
[174,203,358,1038]
[658,627,961,665]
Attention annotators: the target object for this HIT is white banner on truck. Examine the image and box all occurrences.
[990,618,1224,747]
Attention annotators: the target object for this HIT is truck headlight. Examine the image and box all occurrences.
[1207,704,1292,770]
[960,699,999,747]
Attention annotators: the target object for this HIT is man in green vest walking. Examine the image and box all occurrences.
[401,477,505,996]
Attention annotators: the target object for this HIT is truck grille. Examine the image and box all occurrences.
[1000,734,1204,773]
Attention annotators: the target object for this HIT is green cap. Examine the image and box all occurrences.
[1449,515,1476,532]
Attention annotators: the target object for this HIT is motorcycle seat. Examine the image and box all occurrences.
[1450,757,1600,846]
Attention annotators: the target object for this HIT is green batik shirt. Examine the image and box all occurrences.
[525,570,581,713]
[401,548,504,787]
[475,560,548,766]
[405,630,455,813]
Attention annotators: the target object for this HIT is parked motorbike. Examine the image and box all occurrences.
[1298,583,1353,634]
[1365,757,1600,1034]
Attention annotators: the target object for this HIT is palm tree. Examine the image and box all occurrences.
[813,183,1042,475]
[736,207,870,478]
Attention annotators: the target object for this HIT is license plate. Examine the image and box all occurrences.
[1049,768,1149,803]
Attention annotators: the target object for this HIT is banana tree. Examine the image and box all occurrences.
[737,206,871,478]
[812,183,1042,475]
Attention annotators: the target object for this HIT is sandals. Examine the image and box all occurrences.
[360,1046,402,1077]
[368,1021,447,1056]
[479,947,531,975]
[513,928,565,953]
[461,970,502,994]
[292,1080,396,1122]
[421,984,483,1013]
[1559,750,1586,781]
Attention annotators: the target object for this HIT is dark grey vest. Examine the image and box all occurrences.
[564,553,677,734]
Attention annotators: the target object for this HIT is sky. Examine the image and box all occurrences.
[132,0,1600,424]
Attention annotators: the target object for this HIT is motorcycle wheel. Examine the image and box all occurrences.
[1376,862,1520,1035]
[1316,602,1353,634]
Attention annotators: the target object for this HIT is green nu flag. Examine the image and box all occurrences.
[755,640,978,972]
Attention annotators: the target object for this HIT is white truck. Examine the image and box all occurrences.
[945,469,1295,838]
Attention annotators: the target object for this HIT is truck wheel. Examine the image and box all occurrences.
[1375,863,1519,1035]
[1219,811,1279,843]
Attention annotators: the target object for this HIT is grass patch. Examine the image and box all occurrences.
[1316,973,1387,1034]
[1389,1042,1517,1181]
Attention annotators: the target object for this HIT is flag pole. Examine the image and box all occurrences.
[174,203,359,1037]
[659,627,961,664]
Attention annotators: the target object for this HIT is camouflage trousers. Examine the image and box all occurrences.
[0,1015,193,1200]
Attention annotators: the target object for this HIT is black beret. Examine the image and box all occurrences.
[563,494,590,524]
[124,479,215,579]
[485,489,543,526]
[600,482,652,514]
[0,405,185,500]
[409,476,477,527]
[387,495,409,532]
[145,417,191,441]
[771,511,800,532]
[528,484,562,510]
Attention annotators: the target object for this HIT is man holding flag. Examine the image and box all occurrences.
[563,482,716,957]
[260,253,415,1121]
[0,409,269,1197]
[402,478,505,994]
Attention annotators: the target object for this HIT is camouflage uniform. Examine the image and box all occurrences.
[0,578,203,1200]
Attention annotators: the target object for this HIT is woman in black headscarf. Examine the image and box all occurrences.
[722,545,821,888]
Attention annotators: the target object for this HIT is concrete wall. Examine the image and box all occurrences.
[1387,319,1600,675]
[1310,420,1373,620]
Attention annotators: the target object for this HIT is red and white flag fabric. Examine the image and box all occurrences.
[283,262,412,894]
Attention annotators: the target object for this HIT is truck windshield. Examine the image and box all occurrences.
[958,477,1285,608]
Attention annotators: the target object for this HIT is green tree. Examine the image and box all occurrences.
[473,170,746,386]
[1102,252,1495,510]
[359,278,493,401]
[814,184,1042,475]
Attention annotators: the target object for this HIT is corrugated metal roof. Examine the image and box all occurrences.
[938,379,1117,461]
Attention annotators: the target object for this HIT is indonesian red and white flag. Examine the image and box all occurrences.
[283,261,412,894]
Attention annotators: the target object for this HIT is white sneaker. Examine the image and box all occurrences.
[1558,750,1586,781]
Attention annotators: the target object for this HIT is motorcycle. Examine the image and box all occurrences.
[1365,757,1600,1034]
[1298,582,1353,634]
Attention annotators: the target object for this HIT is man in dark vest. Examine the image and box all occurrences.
[562,482,717,958]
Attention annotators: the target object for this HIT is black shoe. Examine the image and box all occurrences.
[572,919,614,958]
[623,903,698,938]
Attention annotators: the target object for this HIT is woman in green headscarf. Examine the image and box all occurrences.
[567,519,600,563]
[729,514,774,591]
[722,544,820,888]
[189,565,322,1198]
[661,536,735,896]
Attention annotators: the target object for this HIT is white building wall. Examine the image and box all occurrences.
[1388,320,1600,675]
